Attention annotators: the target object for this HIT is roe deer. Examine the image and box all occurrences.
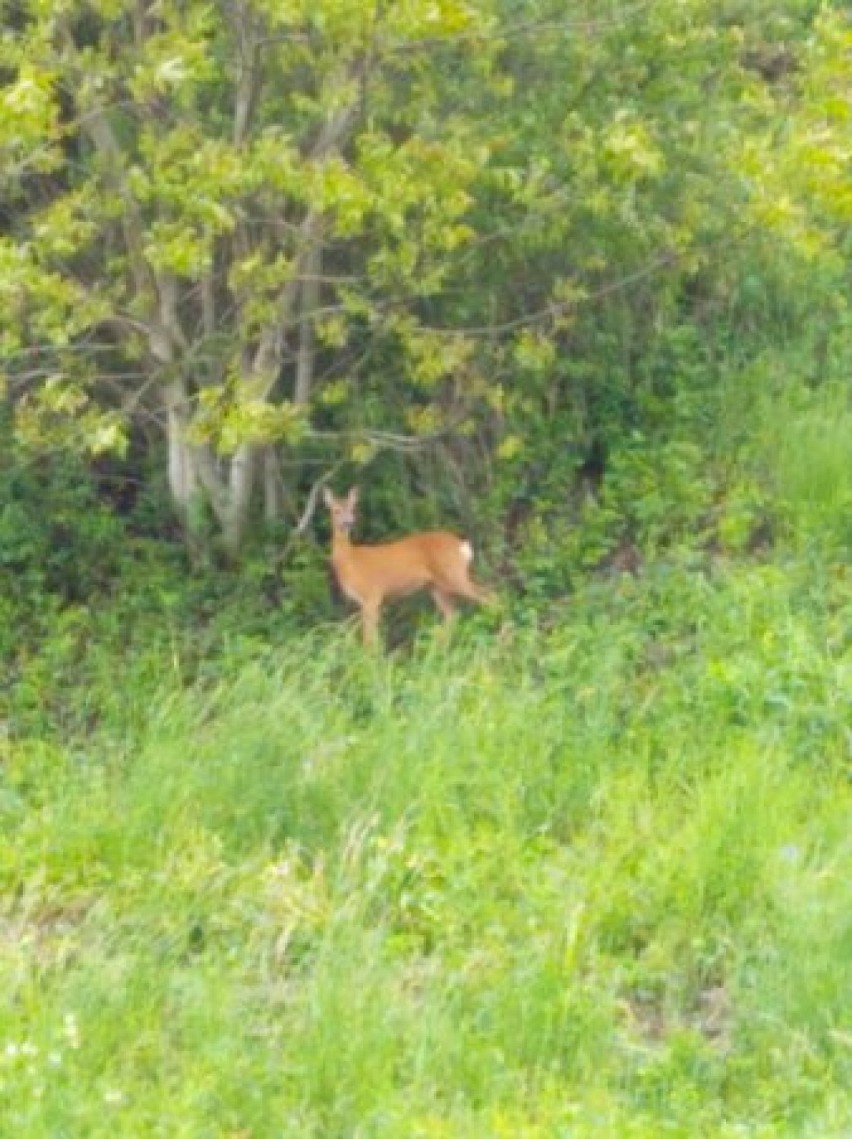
[323,486,494,646]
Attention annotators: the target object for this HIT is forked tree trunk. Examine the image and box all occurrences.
[164,379,257,557]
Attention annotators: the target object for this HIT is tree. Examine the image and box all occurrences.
[1,0,498,552]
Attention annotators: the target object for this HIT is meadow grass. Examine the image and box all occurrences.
[724,372,851,554]
[1,555,850,1137]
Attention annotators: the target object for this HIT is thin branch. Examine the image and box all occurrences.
[294,462,345,536]
[421,248,681,338]
[252,4,652,57]
[387,3,653,55]
[272,460,345,569]
[306,415,468,453]
[88,313,153,342]
[248,247,678,351]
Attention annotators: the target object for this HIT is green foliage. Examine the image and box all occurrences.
[1,0,849,548]
[0,431,124,614]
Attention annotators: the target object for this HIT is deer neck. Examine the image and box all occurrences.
[331,527,355,563]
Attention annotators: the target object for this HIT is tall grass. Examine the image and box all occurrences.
[719,353,851,555]
[761,380,851,551]
[1,555,849,1136]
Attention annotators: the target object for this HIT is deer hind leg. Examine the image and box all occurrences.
[444,541,496,607]
[431,588,458,625]
[460,578,496,606]
[442,567,495,608]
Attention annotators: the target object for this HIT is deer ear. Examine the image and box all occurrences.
[322,487,334,508]
[347,486,359,505]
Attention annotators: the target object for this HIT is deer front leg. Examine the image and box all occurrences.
[360,599,382,647]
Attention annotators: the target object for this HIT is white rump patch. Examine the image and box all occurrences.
[459,540,474,563]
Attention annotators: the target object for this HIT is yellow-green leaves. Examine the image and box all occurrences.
[1,62,60,178]
[397,324,475,391]
[0,239,110,355]
[733,9,851,259]
[30,189,100,260]
[15,378,128,457]
[513,330,556,375]
[128,9,219,103]
[600,115,665,185]
[295,0,481,42]
[191,388,308,453]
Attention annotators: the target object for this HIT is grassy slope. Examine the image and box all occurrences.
[1,554,850,1137]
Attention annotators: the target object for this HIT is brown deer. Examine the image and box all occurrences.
[323,486,494,646]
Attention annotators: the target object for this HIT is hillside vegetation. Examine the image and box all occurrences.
[3,373,850,1133]
[1,0,851,1134]
[2,549,850,1136]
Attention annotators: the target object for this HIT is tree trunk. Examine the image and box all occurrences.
[220,441,256,556]
[263,447,283,524]
[165,379,201,522]
[295,243,321,406]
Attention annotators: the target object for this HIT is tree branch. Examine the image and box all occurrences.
[233,2,262,147]
[81,105,156,312]
[295,242,321,405]
[250,68,365,392]
[80,102,190,363]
